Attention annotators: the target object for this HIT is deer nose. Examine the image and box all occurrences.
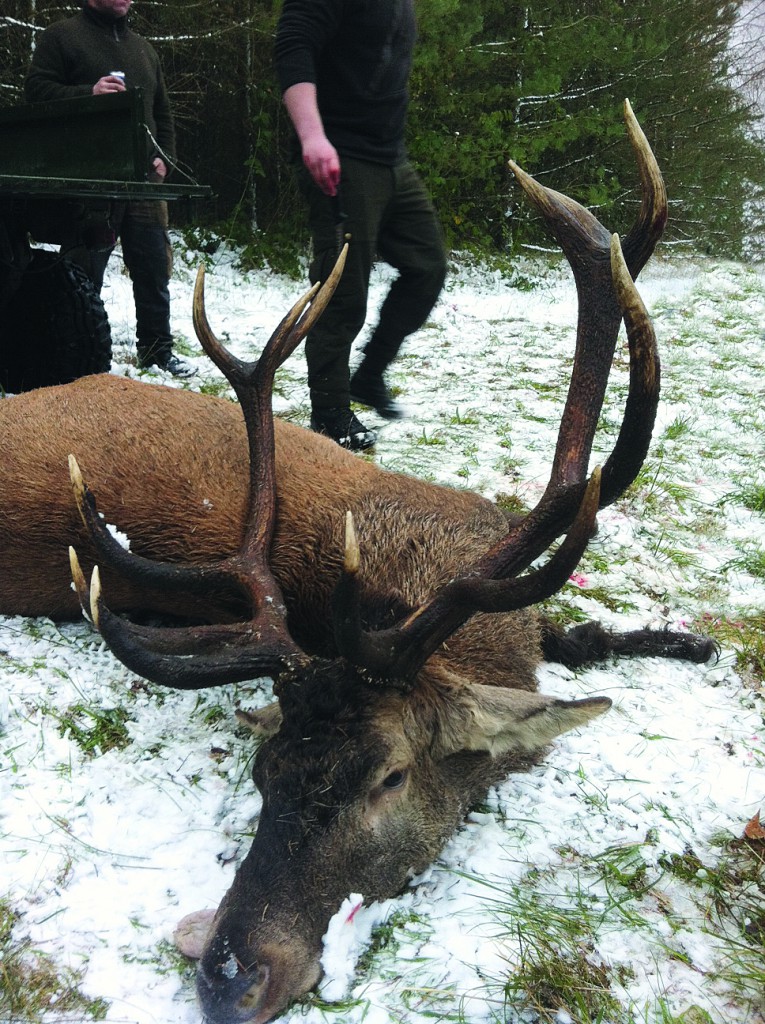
[196,958,272,1024]
[235,965,272,1020]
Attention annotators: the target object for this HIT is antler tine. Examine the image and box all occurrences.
[69,546,91,620]
[337,103,666,682]
[192,245,348,391]
[621,98,668,276]
[70,249,348,688]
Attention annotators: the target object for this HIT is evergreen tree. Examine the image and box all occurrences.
[409,0,765,255]
[1,0,763,256]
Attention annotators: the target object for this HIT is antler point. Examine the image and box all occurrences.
[90,566,102,629]
[344,510,360,574]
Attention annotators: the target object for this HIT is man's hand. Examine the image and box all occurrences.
[301,135,340,196]
[152,157,168,179]
[283,82,341,196]
[93,75,127,96]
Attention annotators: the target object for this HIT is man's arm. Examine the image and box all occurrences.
[24,29,87,103]
[24,26,125,103]
[275,0,343,195]
[283,82,340,196]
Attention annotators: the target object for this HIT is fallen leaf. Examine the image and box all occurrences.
[743,810,765,841]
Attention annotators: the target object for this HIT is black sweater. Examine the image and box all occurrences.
[275,0,416,165]
[24,6,175,164]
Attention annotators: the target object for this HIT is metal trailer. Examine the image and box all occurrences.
[0,90,211,392]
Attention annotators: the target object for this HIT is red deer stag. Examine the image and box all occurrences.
[0,102,712,1024]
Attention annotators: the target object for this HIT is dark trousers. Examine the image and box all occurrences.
[64,200,173,362]
[300,158,447,410]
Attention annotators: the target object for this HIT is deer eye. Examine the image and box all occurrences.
[381,769,407,790]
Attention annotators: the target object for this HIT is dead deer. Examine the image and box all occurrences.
[0,102,713,1024]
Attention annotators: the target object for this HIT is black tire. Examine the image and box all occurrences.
[0,250,112,393]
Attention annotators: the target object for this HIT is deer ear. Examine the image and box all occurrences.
[437,685,612,758]
[235,702,282,737]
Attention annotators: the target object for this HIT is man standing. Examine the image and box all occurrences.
[275,0,447,450]
[24,0,194,378]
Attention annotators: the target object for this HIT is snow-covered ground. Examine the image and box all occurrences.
[1,240,763,1024]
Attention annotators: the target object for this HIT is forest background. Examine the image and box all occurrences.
[1,0,765,267]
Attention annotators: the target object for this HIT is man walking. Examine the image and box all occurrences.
[25,0,194,377]
[275,0,447,449]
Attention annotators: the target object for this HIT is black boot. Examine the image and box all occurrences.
[349,366,404,420]
[310,406,377,451]
[138,350,197,378]
[138,338,197,378]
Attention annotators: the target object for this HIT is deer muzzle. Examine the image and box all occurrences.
[196,930,322,1024]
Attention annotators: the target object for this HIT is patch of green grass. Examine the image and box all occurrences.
[661,415,694,442]
[497,879,625,1024]
[449,408,480,426]
[525,379,561,396]
[56,702,132,757]
[493,454,523,479]
[277,406,310,426]
[192,691,236,728]
[298,992,366,1016]
[494,491,528,517]
[623,460,695,517]
[540,598,589,626]
[171,334,197,359]
[592,842,653,898]
[658,544,705,572]
[723,543,765,581]
[691,611,765,684]
[123,938,197,981]
[661,1006,716,1024]
[668,833,765,1010]
[470,814,765,1023]
[415,429,447,447]
[199,704,228,726]
[565,582,638,615]
[0,897,109,1023]
[196,377,233,398]
[657,846,706,886]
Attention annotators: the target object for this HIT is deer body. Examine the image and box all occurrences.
[0,374,541,685]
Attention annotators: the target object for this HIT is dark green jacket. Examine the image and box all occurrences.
[24,6,175,165]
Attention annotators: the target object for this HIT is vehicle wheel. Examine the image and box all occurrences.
[0,250,112,393]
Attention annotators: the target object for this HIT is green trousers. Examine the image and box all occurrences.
[299,157,447,411]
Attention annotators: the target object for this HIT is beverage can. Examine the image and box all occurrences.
[110,71,126,82]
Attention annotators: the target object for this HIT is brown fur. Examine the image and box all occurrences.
[0,373,542,688]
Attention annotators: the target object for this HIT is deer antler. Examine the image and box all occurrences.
[68,248,347,689]
[333,101,666,680]
[69,103,678,692]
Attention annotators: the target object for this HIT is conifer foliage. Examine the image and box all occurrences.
[1,0,763,256]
